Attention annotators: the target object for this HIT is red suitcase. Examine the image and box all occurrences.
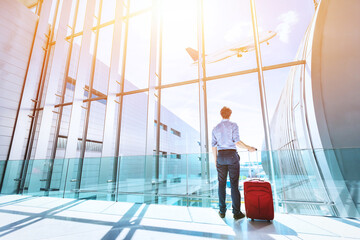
[244,179,274,221]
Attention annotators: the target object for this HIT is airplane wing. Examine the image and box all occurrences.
[229,45,255,53]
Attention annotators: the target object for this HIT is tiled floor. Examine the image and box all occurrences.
[0,195,359,240]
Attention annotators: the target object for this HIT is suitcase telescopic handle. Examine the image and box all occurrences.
[247,151,261,179]
[250,178,264,181]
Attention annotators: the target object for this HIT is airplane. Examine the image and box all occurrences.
[186,30,277,64]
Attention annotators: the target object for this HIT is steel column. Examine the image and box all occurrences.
[79,0,103,160]
[155,6,163,181]
[7,0,53,161]
[49,0,80,195]
[32,0,73,160]
[64,0,96,159]
[63,0,96,198]
[101,0,124,158]
[250,0,279,210]
[197,0,210,182]
[100,0,125,200]
[144,0,160,202]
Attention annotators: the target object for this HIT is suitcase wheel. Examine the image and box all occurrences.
[267,220,271,222]
[251,219,254,221]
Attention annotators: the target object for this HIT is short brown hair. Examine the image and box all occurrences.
[220,106,232,119]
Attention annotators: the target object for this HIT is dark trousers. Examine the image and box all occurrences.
[217,150,240,214]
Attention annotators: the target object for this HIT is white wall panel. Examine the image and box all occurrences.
[0,0,38,159]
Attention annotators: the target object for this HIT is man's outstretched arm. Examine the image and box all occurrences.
[236,141,257,152]
[212,146,217,164]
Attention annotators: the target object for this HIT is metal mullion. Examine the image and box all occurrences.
[125,6,152,19]
[263,60,305,71]
[76,0,104,196]
[19,0,62,194]
[63,0,96,160]
[145,0,159,156]
[197,0,209,182]
[250,0,278,211]
[156,61,305,90]
[111,60,307,101]
[50,0,82,165]
[24,26,53,161]
[144,0,160,204]
[35,0,43,16]
[63,31,83,42]
[205,68,258,81]
[35,96,108,111]
[94,20,115,31]
[54,102,73,108]
[28,2,39,9]
[29,0,74,195]
[156,79,198,90]
[83,96,107,103]
[55,7,152,46]
[99,0,125,201]
[18,26,53,194]
[155,0,163,183]
[32,0,73,161]
[114,0,131,202]
[116,88,149,97]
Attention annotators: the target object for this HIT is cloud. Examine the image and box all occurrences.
[276,11,299,43]
[224,22,253,43]
[224,21,266,44]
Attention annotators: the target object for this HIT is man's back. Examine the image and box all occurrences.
[212,119,240,151]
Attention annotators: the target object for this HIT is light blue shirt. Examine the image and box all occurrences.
[212,119,240,150]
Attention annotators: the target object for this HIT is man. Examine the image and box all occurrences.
[212,106,256,220]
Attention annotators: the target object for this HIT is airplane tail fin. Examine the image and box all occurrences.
[186,47,198,62]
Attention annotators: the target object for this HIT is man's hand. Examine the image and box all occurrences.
[248,146,257,152]
[236,141,257,152]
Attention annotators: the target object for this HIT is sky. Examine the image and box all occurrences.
[62,0,315,150]
[154,0,315,149]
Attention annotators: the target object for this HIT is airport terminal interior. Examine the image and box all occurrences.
[0,0,359,239]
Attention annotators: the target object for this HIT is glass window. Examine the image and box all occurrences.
[84,99,106,158]
[68,36,82,81]
[203,0,257,77]
[160,83,200,154]
[255,0,314,66]
[207,73,263,150]
[93,25,114,95]
[130,0,152,14]
[119,92,148,155]
[124,11,151,91]
[263,66,292,120]
[74,0,88,33]
[67,0,79,35]
[55,105,73,158]
[100,0,116,24]
[161,0,198,85]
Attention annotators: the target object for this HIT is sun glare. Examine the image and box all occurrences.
[160,0,198,53]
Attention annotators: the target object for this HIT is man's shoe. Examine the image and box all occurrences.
[233,211,245,220]
[218,211,225,218]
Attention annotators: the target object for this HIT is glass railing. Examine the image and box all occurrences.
[0,148,359,218]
